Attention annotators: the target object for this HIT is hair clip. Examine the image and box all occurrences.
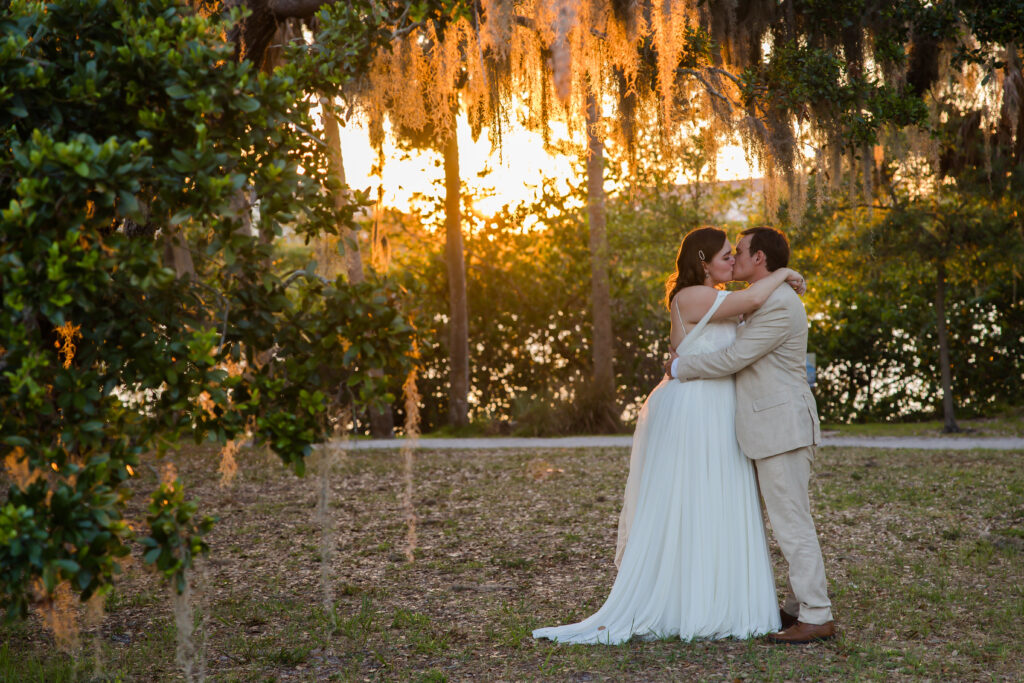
[698,249,706,261]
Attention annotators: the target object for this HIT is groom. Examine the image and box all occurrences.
[668,226,835,644]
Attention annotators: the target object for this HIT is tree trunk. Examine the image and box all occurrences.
[935,261,959,432]
[162,223,196,280]
[323,97,394,437]
[321,97,365,285]
[229,188,254,235]
[585,91,617,426]
[443,115,470,428]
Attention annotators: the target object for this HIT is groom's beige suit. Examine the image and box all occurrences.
[674,284,833,625]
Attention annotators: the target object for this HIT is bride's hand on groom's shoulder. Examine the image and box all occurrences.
[785,269,807,296]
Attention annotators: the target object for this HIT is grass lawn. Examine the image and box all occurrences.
[3,442,1022,681]
[822,407,1024,438]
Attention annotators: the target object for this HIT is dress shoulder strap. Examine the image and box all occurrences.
[672,299,686,334]
[675,290,729,354]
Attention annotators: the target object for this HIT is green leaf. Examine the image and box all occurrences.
[235,97,259,112]
[118,191,140,214]
[74,162,90,177]
[143,547,162,565]
[165,84,189,99]
[53,559,80,574]
[28,543,42,567]
[76,569,94,590]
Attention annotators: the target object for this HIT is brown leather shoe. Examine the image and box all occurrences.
[766,620,836,644]
[779,608,798,630]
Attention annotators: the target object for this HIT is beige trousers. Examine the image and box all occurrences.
[755,446,833,625]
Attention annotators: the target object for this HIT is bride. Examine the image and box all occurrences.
[533,227,805,644]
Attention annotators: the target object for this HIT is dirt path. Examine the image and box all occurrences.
[337,434,1024,451]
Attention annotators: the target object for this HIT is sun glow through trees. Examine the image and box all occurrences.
[339,113,758,218]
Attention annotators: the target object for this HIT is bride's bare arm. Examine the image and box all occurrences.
[675,269,803,324]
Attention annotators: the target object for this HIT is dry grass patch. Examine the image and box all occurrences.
[2,443,1022,681]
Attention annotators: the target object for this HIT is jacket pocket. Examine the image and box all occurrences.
[802,393,821,441]
[752,392,790,412]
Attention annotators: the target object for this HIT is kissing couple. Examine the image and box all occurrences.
[534,226,836,645]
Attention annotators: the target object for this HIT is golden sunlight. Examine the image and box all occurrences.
[340,115,758,218]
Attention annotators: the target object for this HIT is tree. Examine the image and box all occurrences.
[585,91,618,428]
[341,1,749,428]
[790,176,1023,426]
[442,116,472,427]
[308,2,476,428]
[0,0,414,618]
[694,0,1023,426]
[206,0,1024,436]
[856,176,1018,431]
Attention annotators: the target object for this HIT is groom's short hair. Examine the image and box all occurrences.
[741,226,789,271]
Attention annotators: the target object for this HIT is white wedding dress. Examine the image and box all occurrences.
[533,291,780,644]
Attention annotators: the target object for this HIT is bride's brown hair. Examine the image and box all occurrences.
[664,226,727,308]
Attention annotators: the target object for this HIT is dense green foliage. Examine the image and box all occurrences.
[769,0,1024,424]
[793,175,1024,423]
[0,0,413,617]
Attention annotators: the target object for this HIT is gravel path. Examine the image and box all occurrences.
[337,434,1024,451]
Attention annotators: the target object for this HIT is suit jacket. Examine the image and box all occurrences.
[673,285,820,459]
